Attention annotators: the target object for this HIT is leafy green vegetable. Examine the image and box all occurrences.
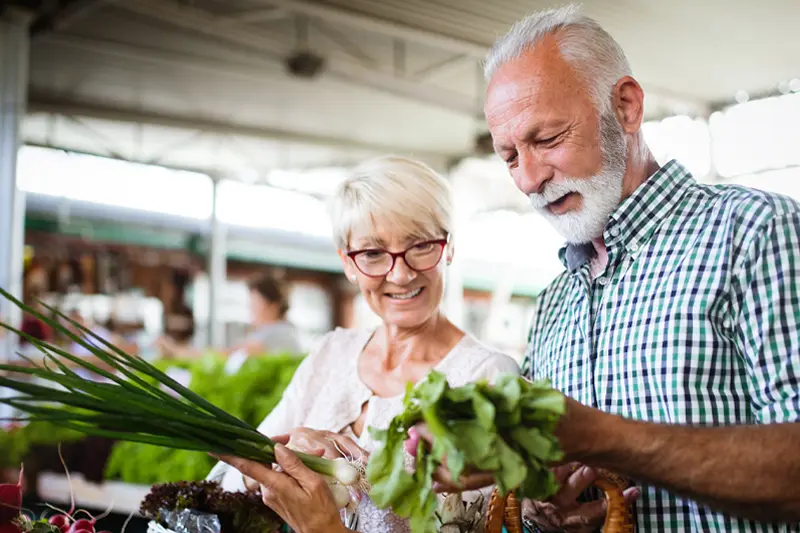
[366,370,566,533]
[0,418,84,469]
[140,480,283,533]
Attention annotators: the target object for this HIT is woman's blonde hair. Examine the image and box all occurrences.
[328,156,453,250]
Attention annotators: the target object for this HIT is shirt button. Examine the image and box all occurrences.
[610,226,621,237]
[598,276,608,286]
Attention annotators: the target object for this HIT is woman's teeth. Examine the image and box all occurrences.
[387,288,423,300]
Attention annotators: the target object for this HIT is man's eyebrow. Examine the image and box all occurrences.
[494,119,570,152]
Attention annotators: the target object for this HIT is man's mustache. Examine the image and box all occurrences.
[528,181,583,209]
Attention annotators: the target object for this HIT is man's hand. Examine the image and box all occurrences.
[522,463,640,532]
[404,425,495,493]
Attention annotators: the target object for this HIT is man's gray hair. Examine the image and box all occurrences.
[483,4,632,115]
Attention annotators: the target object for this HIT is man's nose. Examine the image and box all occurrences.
[515,150,553,195]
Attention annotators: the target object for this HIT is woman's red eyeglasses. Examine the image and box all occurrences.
[347,235,449,278]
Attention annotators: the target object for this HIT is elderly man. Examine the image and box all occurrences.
[460,4,800,533]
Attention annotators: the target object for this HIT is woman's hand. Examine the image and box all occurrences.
[405,425,495,493]
[276,427,369,462]
[215,444,351,533]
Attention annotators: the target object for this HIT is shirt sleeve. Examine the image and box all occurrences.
[731,211,800,424]
[210,330,335,491]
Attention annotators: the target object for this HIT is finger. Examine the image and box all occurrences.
[286,445,326,458]
[432,465,496,493]
[271,433,291,445]
[215,454,297,493]
[414,423,434,444]
[404,426,421,457]
[273,443,323,492]
[286,428,347,459]
[623,486,641,505]
[560,499,607,531]
[551,462,582,484]
[323,431,368,459]
[243,475,260,492]
[553,466,597,506]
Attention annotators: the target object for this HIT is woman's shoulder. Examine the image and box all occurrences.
[313,326,371,351]
[441,333,521,386]
[302,326,372,366]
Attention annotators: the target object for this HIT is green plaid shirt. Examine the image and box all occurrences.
[522,159,800,532]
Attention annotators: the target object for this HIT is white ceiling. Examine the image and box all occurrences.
[17,0,800,181]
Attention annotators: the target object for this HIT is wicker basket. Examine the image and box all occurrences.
[484,469,635,533]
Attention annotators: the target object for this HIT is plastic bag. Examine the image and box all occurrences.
[160,508,221,533]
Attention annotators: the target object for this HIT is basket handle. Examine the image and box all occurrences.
[484,470,635,533]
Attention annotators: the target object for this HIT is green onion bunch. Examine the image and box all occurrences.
[0,288,359,488]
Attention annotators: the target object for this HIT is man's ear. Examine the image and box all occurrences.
[613,76,645,135]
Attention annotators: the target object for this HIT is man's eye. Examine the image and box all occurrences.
[538,133,562,146]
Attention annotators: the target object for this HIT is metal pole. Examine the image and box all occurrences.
[0,10,32,364]
[208,177,227,348]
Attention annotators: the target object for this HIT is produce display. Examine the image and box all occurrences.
[139,481,283,533]
[366,370,565,533]
[0,289,569,533]
[104,354,302,485]
[0,289,365,498]
[0,468,112,533]
[0,421,83,471]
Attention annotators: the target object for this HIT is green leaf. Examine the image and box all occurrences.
[492,438,528,495]
[511,426,557,460]
[365,370,566,533]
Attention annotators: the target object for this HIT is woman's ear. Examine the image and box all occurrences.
[337,249,358,282]
[445,241,455,265]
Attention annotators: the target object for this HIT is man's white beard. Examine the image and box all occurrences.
[528,111,628,244]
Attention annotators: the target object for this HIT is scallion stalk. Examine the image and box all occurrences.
[0,287,361,487]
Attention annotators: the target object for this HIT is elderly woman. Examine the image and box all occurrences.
[208,156,520,533]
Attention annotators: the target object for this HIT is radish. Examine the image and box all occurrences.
[66,518,95,533]
[48,515,71,530]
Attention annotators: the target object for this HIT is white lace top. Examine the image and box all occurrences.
[209,326,520,532]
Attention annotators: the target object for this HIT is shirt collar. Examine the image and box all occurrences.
[559,159,696,272]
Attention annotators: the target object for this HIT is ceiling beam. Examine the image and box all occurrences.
[410,54,469,83]
[258,0,711,115]
[218,7,289,25]
[27,95,458,159]
[114,0,479,116]
[260,0,488,58]
[30,0,121,36]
